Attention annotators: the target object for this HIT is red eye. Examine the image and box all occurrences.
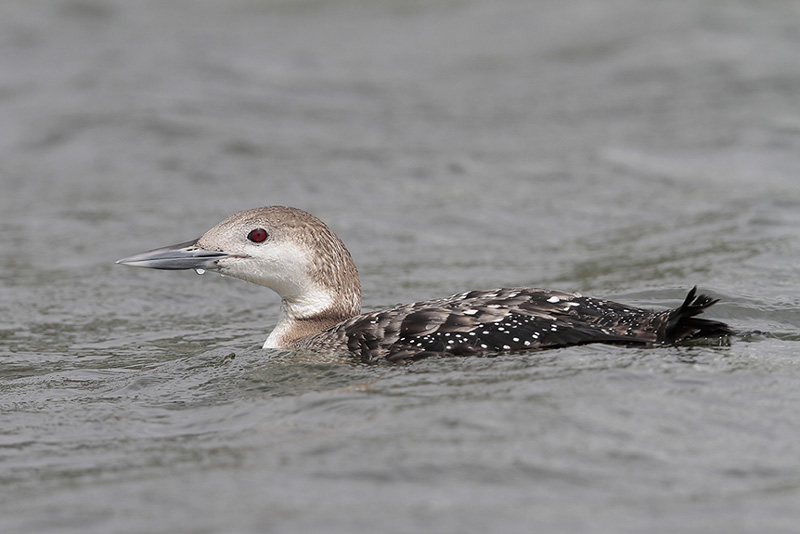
[247,228,268,243]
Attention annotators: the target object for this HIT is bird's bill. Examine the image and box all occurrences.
[115,239,229,270]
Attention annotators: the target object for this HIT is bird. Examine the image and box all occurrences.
[116,206,732,362]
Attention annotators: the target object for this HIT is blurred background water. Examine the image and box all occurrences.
[2,0,800,532]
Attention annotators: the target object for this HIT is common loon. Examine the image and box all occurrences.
[116,206,731,362]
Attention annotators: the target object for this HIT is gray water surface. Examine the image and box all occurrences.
[2,1,800,533]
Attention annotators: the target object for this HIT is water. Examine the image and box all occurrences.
[2,0,800,532]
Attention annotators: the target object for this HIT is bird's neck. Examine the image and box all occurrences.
[263,265,361,348]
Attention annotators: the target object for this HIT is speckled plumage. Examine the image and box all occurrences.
[117,206,732,362]
[293,286,731,362]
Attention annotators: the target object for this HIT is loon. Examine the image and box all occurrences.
[116,206,732,362]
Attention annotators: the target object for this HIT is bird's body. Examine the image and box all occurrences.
[117,206,731,362]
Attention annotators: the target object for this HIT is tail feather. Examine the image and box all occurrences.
[664,286,733,342]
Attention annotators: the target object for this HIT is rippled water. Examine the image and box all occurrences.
[2,0,800,532]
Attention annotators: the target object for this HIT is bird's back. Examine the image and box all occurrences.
[291,287,731,362]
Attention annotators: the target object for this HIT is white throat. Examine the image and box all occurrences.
[214,241,355,349]
[263,284,335,349]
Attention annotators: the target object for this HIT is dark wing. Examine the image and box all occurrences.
[313,287,730,363]
[338,288,644,362]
